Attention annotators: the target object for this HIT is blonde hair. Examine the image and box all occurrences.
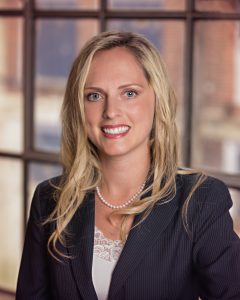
[45,31,205,259]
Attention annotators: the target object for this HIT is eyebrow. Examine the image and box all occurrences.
[84,83,144,90]
[84,86,104,93]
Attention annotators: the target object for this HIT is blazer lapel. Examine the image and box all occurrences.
[67,191,98,300]
[108,186,182,299]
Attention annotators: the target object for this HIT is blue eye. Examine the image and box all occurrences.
[86,92,102,102]
[125,90,137,98]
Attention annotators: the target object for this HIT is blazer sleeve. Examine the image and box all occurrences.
[192,178,240,300]
[16,183,52,300]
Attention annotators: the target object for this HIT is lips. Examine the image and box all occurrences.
[101,125,130,138]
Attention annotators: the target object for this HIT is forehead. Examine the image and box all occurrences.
[85,47,148,85]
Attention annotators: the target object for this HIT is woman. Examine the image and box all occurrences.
[16,31,240,300]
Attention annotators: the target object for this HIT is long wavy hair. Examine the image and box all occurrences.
[45,31,205,259]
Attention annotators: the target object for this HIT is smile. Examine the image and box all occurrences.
[102,126,129,134]
[101,125,130,138]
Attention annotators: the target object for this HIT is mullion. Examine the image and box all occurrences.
[100,0,107,32]
[23,0,35,154]
[0,10,23,16]
[183,1,194,167]
[23,0,35,234]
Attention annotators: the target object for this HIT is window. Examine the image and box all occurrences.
[0,0,239,293]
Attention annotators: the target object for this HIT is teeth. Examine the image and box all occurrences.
[102,126,129,135]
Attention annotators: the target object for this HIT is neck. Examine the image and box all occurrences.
[99,149,151,197]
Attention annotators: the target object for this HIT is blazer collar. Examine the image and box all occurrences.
[67,176,183,300]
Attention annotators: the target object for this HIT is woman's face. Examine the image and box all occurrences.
[84,47,155,160]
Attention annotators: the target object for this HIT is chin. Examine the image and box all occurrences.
[99,146,131,158]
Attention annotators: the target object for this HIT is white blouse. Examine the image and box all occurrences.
[92,227,124,300]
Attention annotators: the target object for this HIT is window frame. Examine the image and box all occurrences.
[0,0,240,293]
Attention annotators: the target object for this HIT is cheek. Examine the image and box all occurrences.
[84,105,100,126]
[146,100,155,120]
[134,100,155,128]
[84,109,97,142]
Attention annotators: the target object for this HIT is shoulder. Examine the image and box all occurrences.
[29,175,62,220]
[35,175,62,194]
[177,173,231,207]
[177,173,234,238]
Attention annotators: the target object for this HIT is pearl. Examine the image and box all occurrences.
[96,181,146,209]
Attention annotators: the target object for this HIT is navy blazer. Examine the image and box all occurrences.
[16,175,240,300]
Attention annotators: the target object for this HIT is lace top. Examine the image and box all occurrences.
[92,227,124,300]
[94,226,124,262]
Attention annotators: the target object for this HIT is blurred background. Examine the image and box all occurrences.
[0,0,240,298]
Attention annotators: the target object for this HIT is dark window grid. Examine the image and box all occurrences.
[1,5,240,160]
[0,0,239,261]
[0,10,23,16]
[20,11,240,169]
[0,0,239,293]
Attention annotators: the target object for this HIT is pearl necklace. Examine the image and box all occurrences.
[96,181,146,209]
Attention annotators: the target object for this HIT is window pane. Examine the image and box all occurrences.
[192,21,240,174]
[0,158,23,290]
[107,20,185,162]
[0,0,23,8]
[28,162,62,216]
[195,0,240,13]
[35,19,98,152]
[35,0,99,10]
[229,189,240,237]
[108,0,185,10]
[0,18,23,153]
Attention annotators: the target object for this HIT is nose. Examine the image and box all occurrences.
[102,96,121,119]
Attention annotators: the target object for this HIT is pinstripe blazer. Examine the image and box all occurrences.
[16,174,240,300]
